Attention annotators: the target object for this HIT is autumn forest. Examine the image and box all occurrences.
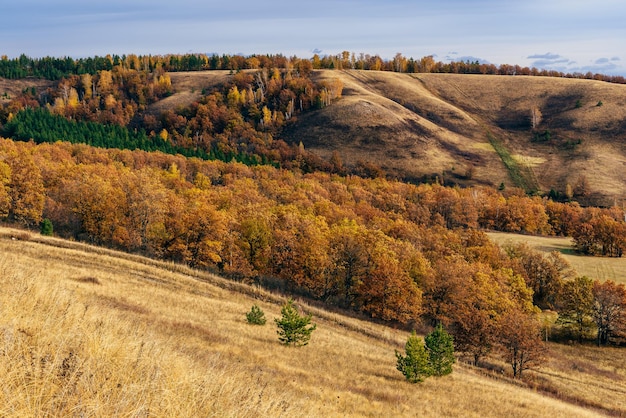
[1,52,626,383]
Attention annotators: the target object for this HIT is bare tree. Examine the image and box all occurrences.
[530,106,542,130]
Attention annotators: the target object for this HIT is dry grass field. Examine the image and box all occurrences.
[487,231,626,284]
[281,71,626,204]
[1,226,624,417]
[0,78,53,104]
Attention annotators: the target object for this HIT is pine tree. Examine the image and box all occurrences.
[246,304,267,325]
[275,299,316,346]
[395,331,431,383]
[40,218,54,236]
[425,323,455,376]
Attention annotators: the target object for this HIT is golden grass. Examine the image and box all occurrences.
[0,78,53,104]
[286,70,626,202]
[0,226,616,417]
[534,343,626,414]
[487,231,626,284]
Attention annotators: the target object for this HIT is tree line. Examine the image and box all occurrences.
[2,52,625,84]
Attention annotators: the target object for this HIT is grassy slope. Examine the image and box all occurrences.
[0,78,53,103]
[487,231,626,284]
[284,71,626,204]
[1,226,623,417]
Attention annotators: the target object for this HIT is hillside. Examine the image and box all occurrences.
[282,71,626,205]
[1,227,622,417]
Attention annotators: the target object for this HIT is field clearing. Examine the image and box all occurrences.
[0,226,621,417]
[487,231,626,284]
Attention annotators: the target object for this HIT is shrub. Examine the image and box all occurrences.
[396,331,431,383]
[246,304,267,325]
[275,299,316,346]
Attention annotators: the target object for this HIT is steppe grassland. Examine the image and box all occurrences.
[487,231,626,284]
[0,228,608,417]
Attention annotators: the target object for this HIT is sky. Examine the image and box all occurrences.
[2,0,626,76]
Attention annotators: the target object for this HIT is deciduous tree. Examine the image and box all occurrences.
[557,276,594,342]
[497,307,545,379]
[6,148,45,226]
[0,160,11,219]
[592,280,626,345]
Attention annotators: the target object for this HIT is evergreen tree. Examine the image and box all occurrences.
[246,304,267,325]
[275,299,316,346]
[396,331,431,383]
[40,218,54,236]
[425,323,455,376]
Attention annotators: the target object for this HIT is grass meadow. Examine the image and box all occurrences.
[487,231,626,284]
[0,227,622,417]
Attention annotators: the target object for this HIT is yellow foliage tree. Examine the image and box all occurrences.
[81,73,93,99]
[0,161,11,219]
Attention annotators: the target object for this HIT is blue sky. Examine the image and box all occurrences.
[2,0,625,75]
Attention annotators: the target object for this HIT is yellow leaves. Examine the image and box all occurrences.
[157,74,171,90]
[260,105,272,129]
[81,73,93,99]
[0,160,11,219]
[5,149,44,226]
[245,56,260,69]
[498,267,538,314]
[200,239,223,264]
[193,172,212,190]
[51,97,66,115]
[67,88,79,109]
[227,85,242,108]
[97,70,113,94]
[104,94,117,110]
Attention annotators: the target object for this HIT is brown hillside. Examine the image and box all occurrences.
[280,71,626,205]
[0,78,53,103]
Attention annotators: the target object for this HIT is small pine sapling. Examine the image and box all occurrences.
[275,299,316,346]
[40,218,53,236]
[246,304,267,325]
[396,331,432,383]
[425,323,455,376]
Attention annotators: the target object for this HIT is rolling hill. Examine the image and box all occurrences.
[1,226,623,417]
[285,71,626,205]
